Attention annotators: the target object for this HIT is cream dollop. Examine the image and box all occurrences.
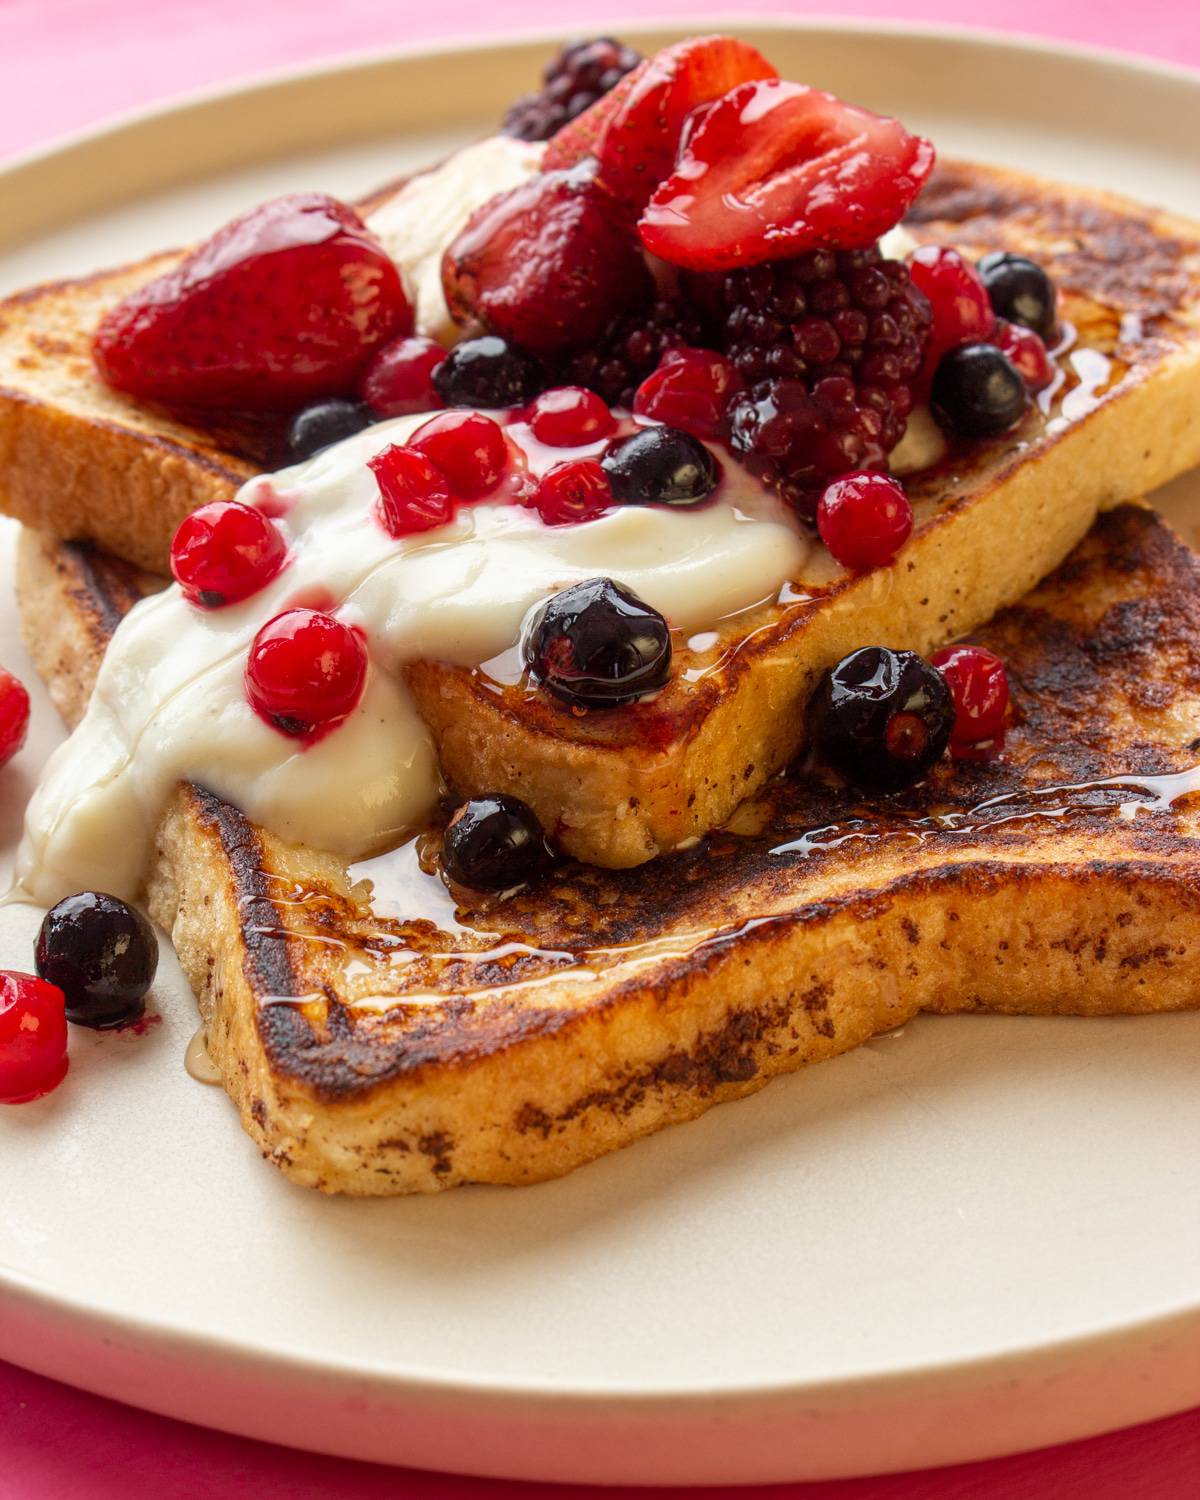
[17,416,810,907]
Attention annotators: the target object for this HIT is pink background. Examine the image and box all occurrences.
[1,1,1198,1495]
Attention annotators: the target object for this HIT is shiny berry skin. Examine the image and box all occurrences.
[502,36,643,144]
[991,319,1053,392]
[246,609,368,739]
[94,194,410,413]
[525,577,671,707]
[170,501,288,608]
[433,335,545,409]
[287,398,374,460]
[527,387,615,447]
[0,667,30,768]
[929,644,1010,748]
[533,460,613,526]
[35,893,158,1031]
[562,298,714,409]
[817,472,913,571]
[977,252,1057,337]
[931,343,1029,438]
[600,426,719,506]
[908,245,994,375]
[632,347,743,440]
[442,795,550,892]
[369,445,454,537]
[360,335,446,417]
[0,971,68,1103]
[808,646,955,792]
[410,410,508,501]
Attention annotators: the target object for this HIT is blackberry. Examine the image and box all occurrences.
[714,247,932,516]
[562,299,714,409]
[501,37,642,142]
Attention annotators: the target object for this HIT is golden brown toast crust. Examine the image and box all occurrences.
[17,506,1200,1193]
[6,160,1200,871]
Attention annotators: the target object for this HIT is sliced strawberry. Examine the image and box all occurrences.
[639,81,935,273]
[579,36,779,213]
[541,58,650,172]
[94,194,410,413]
[441,162,652,358]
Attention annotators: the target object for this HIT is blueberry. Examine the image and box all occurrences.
[601,426,720,506]
[930,343,1028,439]
[35,891,158,1030]
[442,795,549,892]
[524,577,671,708]
[287,398,374,460]
[977,253,1057,337]
[433,335,545,408]
[807,647,955,792]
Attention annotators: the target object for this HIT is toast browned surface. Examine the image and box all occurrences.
[17,504,1200,1194]
[5,161,1200,869]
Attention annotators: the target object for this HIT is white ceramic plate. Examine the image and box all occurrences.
[0,21,1198,1487]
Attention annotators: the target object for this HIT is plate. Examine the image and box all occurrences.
[1,21,1199,1486]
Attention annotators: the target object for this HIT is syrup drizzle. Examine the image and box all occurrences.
[184,1026,222,1086]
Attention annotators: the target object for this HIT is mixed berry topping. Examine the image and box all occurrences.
[370,444,454,537]
[632,348,743,441]
[977,252,1057,338]
[410,410,508,500]
[526,386,615,447]
[816,473,913,572]
[525,577,671,707]
[360,334,447,417]
[287,399,374,460]
[532,460,613,527]
[433,335,545,409]
[0,971,68,1104]
[808,646,955,792]
[246,608,367,739]
[441,794,550,892]
[94,194,410,414]
[908,245,995,380]
[501,37,642,143]
[931,343,1029,438]
[561,300,713,409]
[601,426,720,507]
[170,500,288,609]
[35,892,158,1031]
[929,644,1011,756]
[0,667,30,769]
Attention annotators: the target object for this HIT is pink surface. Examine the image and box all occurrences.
[1,2,1199,1495]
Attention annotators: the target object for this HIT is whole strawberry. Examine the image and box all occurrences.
[94,194,410,413]
[442,162,653,359]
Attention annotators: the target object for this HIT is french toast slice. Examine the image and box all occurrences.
[16,504,1200,1194]
[3,162,1200,870]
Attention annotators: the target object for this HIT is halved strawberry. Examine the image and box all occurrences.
[546,36,778,212]
[94,194,410,412]
[441,162,652,358]
[639,81,935,272]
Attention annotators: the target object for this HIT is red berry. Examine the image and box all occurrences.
[360,335,446,417]
[929,644,1010,747]
[639,80,935,272]
[527,387,615,447]
[817,471,913,571]
[246,609,367,739]
[908,246,995,378]
[632,346,743,439]
[0,971,68,1105]
[0,668,30,768]
[170,500,288,608]
[442,161,653,358]
[410,411,508,500]
[991,319,1053,391]
[369,445,455,537]
[554,36,778,211]
[532,460,613,525]
[94,194,410,413]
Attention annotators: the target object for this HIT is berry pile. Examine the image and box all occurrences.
[501,38,642,142]
[561,300,713,409]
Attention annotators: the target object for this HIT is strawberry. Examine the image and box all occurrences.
[94,194,410,413]
[547,36,778,212]
[638,81,936,273]
[441,162,652,358]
